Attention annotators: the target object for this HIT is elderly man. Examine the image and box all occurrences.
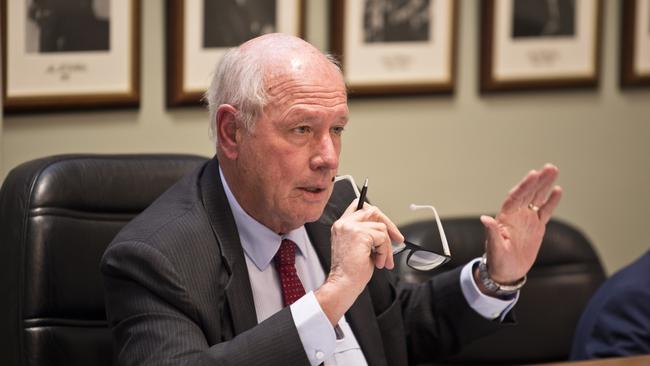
[101,34,562,365]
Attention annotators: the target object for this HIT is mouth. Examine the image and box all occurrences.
[299,186,326,194]
[298,185,330,201]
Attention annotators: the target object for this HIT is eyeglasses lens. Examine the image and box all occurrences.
[407,250,449,271]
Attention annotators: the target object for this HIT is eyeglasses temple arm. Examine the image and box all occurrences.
[410,204,451,256]
[334,175,361,197]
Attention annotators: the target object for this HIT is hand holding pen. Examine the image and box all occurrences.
[340,175,451,271]
[332,174,403,261]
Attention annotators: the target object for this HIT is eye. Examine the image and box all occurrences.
[331,126,345,136]
[293,126,311,134]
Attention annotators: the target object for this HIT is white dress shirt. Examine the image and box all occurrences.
[219,169,517,365]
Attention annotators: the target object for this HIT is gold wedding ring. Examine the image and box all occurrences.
[528,203,540,212]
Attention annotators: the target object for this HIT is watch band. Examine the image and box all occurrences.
[478,253,527,295]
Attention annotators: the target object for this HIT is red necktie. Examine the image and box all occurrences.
[274,239,306,306]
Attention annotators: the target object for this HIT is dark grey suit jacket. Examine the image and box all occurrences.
[101,157,507,366]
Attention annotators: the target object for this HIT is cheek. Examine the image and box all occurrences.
[268,151,307,180]
[251,156,296,201]
[239,139,308,198]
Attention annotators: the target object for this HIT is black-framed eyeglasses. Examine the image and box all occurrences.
[392,204,451,271]
[334,175,452,271]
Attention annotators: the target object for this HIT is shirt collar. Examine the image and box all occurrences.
[219,167,308,271]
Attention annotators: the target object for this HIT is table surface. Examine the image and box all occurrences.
[540,355,650,366]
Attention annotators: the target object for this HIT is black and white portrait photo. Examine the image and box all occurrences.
[203,0,276,48]
[363,0,431,43]
[26,0,110,53]
[512,0,575,38]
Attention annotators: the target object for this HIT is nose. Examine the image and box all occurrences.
[310,133,339,172]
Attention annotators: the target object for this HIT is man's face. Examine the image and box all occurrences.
[232,60,349,234]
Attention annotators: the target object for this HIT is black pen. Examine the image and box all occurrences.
[333,177,367,341]
[356,178,368,210]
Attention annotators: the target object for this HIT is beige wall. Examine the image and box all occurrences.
[1,1,648,274]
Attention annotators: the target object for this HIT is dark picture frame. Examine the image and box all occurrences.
[1,0,141,113]
[166,0,305,107]
[481,0,602,92]
[330,0,458,96]
[621,0,650,87]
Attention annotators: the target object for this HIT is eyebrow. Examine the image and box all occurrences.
[287,114,348,125]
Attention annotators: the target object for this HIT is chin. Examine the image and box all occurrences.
[300,205,327,225]
[284,197,328,226]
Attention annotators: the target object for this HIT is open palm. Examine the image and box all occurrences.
[480,164,563,284]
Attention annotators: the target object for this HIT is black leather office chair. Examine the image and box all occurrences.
[0,154,208,366]
[398,217,607,365]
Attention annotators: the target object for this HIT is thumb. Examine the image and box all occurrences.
[480,215,500,253]
[343,198,362,216]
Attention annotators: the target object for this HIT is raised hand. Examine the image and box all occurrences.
[479,164,563,286]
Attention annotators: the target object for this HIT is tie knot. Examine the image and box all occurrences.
[275,239,297,267]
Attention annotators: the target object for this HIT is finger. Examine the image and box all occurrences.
[343,200,375,222]
[342,199,362,216]
[366,224,392,269]
[538,186,563,224]
[531,164,559,206]
[480,215,502,255]
[348,205,400,269]
[369,222,394,270]
[358,205,404,244]
[373,237,388,269]
[501,170,541,212]
[379,228,395,270]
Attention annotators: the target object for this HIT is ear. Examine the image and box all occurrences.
[216,104,242,160]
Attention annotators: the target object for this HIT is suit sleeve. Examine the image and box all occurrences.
[572,286,650,359]
[101,240,311,366]
[393,267,514,364]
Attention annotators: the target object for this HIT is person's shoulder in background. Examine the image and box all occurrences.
[570,250,650,360]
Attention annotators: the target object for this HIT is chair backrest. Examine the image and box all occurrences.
[398,217,607,365]
[0,154,208,366]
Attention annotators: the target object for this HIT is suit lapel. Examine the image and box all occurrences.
[307,220,388,366]
[305,221,331,271]
[200,157,258,335]
[201,160,389,364]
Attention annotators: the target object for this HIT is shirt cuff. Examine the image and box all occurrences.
[460,258,519,321]
[290,291,336,366]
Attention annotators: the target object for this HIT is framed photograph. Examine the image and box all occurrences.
[167,0,305,107]
[481,0,602,92]
[330,0,458,96]
[1,0,140,112]
[621,0,650,86]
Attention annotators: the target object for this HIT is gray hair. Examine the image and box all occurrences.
[204,47,343,142]
[204,47,267,141]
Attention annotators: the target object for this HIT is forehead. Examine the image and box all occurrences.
[262,56,347,114]
[265,56,345,91]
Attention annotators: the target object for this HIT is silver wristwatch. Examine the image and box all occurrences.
[478,253,527,296]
